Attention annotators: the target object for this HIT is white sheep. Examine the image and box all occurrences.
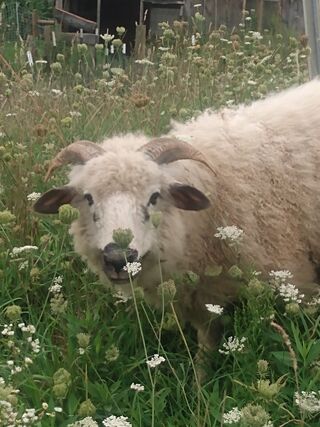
[34,79,320,356]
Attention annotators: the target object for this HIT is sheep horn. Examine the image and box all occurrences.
[44,140,105,181]
[138,137,216,175]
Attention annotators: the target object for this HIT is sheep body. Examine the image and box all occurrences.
[37,80,320,351]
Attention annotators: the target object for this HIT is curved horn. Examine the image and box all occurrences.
[138,137,216,175]
[45,140,105,181]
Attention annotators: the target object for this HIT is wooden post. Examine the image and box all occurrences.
[96,0,101,32]
[303,0,320,78]
[139,0,144,24]
[256,0,264,31]
[134,24,146,59]
[56,0,63,8]
[32,10,38,37]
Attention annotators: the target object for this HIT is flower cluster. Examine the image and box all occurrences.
[294,391,320,414]
[146,354,166,368]
[27,192,41,202]
[10,245,38,257]
[123,262,142,276]
[214,225,244,245]
[102,415,132,427]
[130,383,144,392]
[49,275,68,315]
[269,270,293,286]
[223,407,242,424]
[205,304,224,315]
[219,336,247,355]
[278,283,304,304]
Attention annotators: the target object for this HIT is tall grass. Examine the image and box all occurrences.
[0,12,319,427]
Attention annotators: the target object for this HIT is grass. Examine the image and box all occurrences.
[0,11,320,427]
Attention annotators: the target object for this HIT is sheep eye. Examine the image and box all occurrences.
[84,193,94,206]
[148,192,160,206]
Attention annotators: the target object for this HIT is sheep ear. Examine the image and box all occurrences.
[33,187,77,214]
[168,183,211,211]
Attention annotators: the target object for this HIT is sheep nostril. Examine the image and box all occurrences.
[103,243,139,274]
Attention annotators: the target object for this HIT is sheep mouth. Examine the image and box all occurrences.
[102,258,144,283]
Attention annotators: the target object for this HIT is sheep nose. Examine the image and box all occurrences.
[103,243,138,273]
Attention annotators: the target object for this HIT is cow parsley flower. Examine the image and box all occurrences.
[278,283,304,304]
[102,415,132,427]
[214,225,244,245]
[130,383,144,392]
[219,336,247,355]
[223,407,242,424]
[294,391,320,414]
[205,304,224,315]
[27,192,41,201]
[269,269,293,286]
[146,353,166,368]
[123,262,142,276]
[10,245,38,257]
[68,417,98,427]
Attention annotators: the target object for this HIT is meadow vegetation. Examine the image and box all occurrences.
[0,10,320,427]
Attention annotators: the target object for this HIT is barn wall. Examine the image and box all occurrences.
[184,0,305,33]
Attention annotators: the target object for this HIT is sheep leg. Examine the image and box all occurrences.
[194,322,221,384]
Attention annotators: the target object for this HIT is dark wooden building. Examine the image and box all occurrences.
[53,0,305,47]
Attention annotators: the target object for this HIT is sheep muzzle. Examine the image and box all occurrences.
[102,243,139,282]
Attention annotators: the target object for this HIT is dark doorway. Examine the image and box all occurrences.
[69,0,141,51]
[100,0,140,51]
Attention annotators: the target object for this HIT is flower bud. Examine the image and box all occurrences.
[157,280,176,304]
[78,399,96,417]
[105,344,119,362]
[0,209,16,225]
[52,382,68,399]
[257,359,269,375]
[58,205,79,224]
[5,305,22,321]
[76,333,90,349]
[228,265,243,279]
[53,368,71,386]
[112,228,133,249]
[285,302,300,315]
[240,403,270,427]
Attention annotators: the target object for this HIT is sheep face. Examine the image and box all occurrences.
[34,148,210,284]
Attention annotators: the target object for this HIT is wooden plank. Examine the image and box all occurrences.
[134,24,146,59]
[256,0,264,31]
[58,32,99,45]
[302,0,320,78]
[32,10,38,37]
[54,7,97,32]
[37,19,56,25]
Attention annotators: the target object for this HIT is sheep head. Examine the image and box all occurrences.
[34,138,213,283]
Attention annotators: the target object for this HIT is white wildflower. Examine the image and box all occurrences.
[10,245,38,257]
[245,16,252,21]
[0,377,5,385]
[248,80,257,85]
[42,402,49,410]
[49,283,62,294]
[294,391,320,414]
[146,353,166,368]
[27,192,41,201]
[28,90,40,97]
[69,417,99,427]
[219,336,247,355]
[1,324,14,336]
[278,283,304,304]
[0,131,5,138]
[102,415,132,427]
[35,59,48,65]
[158,47,170,51]
[69,111,82,118]
[130,383,144,392]
[21,408,38,424]
[135,59,154,65]
[31,338,40,353]
[51,88,63,96]
[251,31,263,40]
[79,347,85,355]
[205,304,224,315]
[269,270,293,285]
[54,407,63,412]
[223,407,242,424]
[53,275,63,285]
[114,291,132,304]
[123,262,142,276]
[19,260,29,271]
[214,225,244,245]
[100,33,115,43]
